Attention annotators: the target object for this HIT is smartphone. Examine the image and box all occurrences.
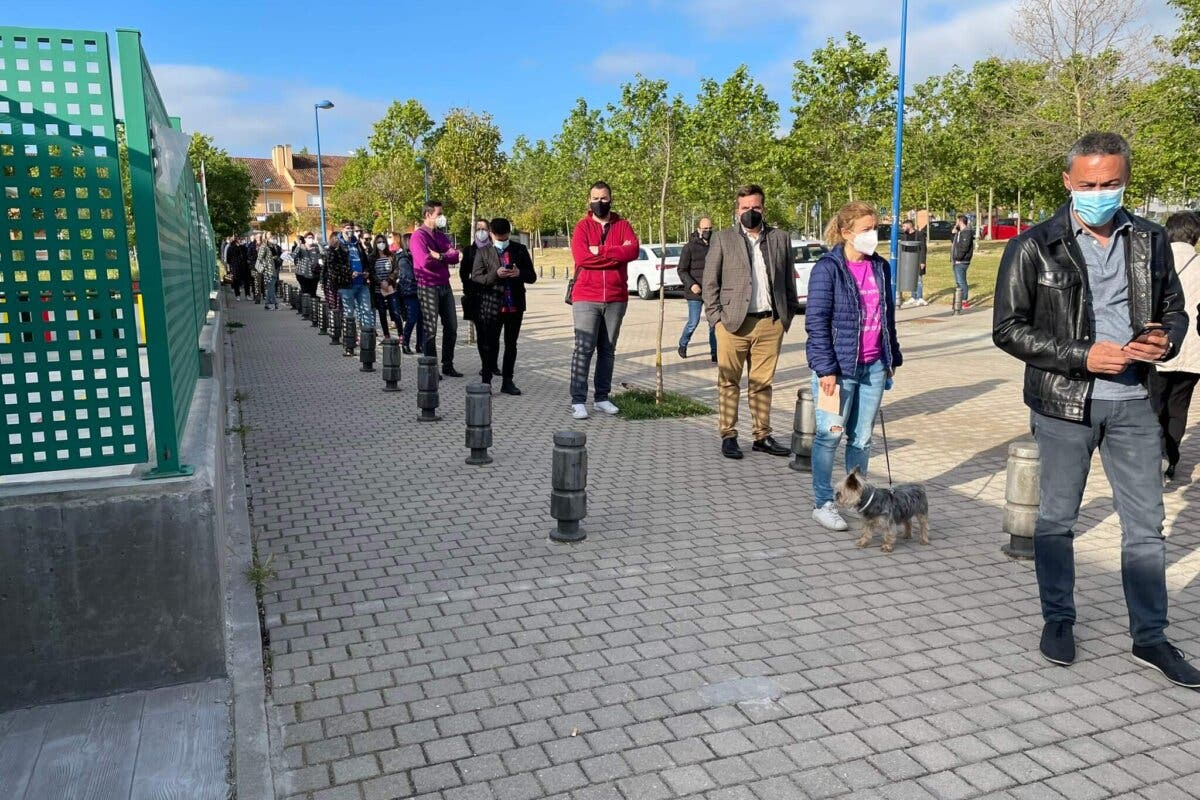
[1126,323,1164,346]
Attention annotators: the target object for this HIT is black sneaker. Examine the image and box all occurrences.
[710,353,717,363]
[678,345,687,359]
[501,383,522,396]
[752,436,790,456]
[1131,642,1200,688]
[441,365,464,378]
[1040,621,1075,666]
[402,344,413,355]
[722,437,744,460]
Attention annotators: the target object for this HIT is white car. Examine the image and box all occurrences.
[627,243,684,300]
[792,240,829,312]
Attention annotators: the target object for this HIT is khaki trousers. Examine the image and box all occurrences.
[715,314,785,441]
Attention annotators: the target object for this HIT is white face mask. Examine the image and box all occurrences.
[435,214,448,229]
[475,229,490,243]
[376,242,387,251]
[851,230,879,257]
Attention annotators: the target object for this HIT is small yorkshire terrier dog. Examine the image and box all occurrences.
[834,468,930,552]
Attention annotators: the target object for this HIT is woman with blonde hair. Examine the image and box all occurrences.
[805,201,903,531]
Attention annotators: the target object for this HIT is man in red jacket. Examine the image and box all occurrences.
[569,181,640,419]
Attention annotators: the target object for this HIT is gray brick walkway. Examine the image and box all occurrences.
[227,282,1200,800]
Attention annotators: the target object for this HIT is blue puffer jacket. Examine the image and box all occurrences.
[805,244,902,377]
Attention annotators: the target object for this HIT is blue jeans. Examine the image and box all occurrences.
[401,294,424,349]
[953,262,969,301]
[811,360,887,507]
[1031,399,1168,646]
[338,284,374,330]
[912,273,924,300]
[680,298,717,356]
[264,272,278,306]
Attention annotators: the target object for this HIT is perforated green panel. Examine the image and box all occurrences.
[0,28,146,473]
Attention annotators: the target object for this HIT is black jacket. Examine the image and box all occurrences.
[952,226,975,263]
[992,203,1186,422]
[323,236,371,292]
[676,233,710,294]
[227,241,247,271]
[470,242,536,313]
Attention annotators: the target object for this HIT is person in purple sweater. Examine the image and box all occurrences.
[411,200,463,377]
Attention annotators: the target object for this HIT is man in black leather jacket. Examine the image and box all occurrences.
[993,131,1198,689]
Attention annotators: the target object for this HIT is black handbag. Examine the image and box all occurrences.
[564,273,576,305]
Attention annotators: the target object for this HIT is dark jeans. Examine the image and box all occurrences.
[232,267,252,297]
[680,297,716,356]
[1031,399,1169,646]
[401,294,424,350]
[478,311,524,384]
[382,293,405,337]
[953,262,970,301]
[297,275,318,297]
[418,284,457,367]
[570,301,627,404]
[372,292,391,339]
[1148,369,1200,470]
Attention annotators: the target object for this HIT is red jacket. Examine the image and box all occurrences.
[570,214,640,303]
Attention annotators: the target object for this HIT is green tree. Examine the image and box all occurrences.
[369,99,435,156]
[260,212,294,238]
[508,135,554,244]
[547,99,604,234]
[430,109,509,232]
[188,133,256,239]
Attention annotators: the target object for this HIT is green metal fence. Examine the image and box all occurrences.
[1,27,217,477]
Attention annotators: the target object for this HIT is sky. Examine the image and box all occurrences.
[6,0,1181,159]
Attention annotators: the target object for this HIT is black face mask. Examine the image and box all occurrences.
[590,200,611,218]
[699,230,712,242]
[740,209,763,230]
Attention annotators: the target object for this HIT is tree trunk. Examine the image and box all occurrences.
[987,187,994,240]
[656,112,673,405]
[1017,186,1022,229]
[389,202,395,232]
[975,191,981,239]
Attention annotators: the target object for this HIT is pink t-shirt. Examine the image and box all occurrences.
[847,260,883,365]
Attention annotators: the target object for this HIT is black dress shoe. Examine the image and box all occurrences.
[402,344,413,355]
[678,345,687,359]
[441,365,464,378]
[1040,621,1075,666]
[1132,642,1200,688]
[722,438,744,460]
[752,436,790,456]
[501,383,522,396]
[710,353,717,363]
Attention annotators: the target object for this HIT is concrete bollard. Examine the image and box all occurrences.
[292,286,303,313]
[1002,441,1039,560]
[465,384,494,465]
[788,387,817,472]
[301,293,312,320]
[953,287,964,315]
[329,305,343,345]
[310,296,320,327]
[550,431,588,542]
[359,327,377,372]
[417,356,442,422]
[381,338,401,391]
[343,316,357,357]
[316,299,327,333]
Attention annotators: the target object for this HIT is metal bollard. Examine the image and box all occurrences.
[310,295,320,327]
[329,305,343,345]
[550,431,587,542]
[301,293,312,320]
[417,356,442,422]
[359,327,377,372]
[381,338,401,391]
[465,384,494,465]
[1002,441,1039,560]
[953,287,963,315]
[343,316,357,356]
[788,387,817,472]
[292,285,302,313]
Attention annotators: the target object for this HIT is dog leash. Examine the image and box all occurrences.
[877,406,894,488]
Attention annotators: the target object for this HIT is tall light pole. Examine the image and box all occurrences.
[888,0,909,300]
[314,100,335,244]
[262,177,272,229]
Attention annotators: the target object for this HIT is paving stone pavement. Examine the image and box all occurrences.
[226,280,1200,800]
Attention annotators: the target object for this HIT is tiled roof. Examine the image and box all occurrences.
[236,157,287,187]
[290,154,350,187]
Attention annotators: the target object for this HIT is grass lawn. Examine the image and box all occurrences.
[609,388,714,420]
[529,239,1008,308]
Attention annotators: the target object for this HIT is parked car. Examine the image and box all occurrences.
[792,240,829,312]
[927,220,954,240]
[627,243,684,300]
[983,218,1032,240]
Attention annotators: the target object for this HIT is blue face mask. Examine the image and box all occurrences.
[1071,186,1125,226]
[494,239,509,251]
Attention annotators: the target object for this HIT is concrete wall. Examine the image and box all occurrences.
[0,313,228,711]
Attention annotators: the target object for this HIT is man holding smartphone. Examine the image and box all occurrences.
[993,132,1197,688]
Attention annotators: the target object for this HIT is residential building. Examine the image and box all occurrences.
[234,144,349,235]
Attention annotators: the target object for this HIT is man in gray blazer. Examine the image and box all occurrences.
[703,183,801,459]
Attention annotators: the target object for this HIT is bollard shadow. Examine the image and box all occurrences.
[878,379,1006,425]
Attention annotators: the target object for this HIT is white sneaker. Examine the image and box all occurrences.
[571,404,589,420]
[916,298,928,307]
[594,400,619,415]
[812,502,849,531]
[900,299,916,309]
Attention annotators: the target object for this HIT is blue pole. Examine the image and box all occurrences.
[889,0,909,300]
[315,105,328,244]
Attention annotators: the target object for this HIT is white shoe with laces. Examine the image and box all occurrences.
[594,400,619,415]
[812,501,849,531]
[571,404,589,420]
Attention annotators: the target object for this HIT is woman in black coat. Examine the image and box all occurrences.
[470,218,536,394]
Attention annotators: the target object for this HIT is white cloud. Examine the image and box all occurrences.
[591,50,697,81]
[875,1,1020,83]
[139,63,387,157]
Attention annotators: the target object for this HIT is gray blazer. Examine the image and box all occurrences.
[702,225,799,332]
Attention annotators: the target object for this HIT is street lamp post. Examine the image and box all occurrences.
[888,0,909,301]
[262,177,272,227]
[314,100,335,244]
